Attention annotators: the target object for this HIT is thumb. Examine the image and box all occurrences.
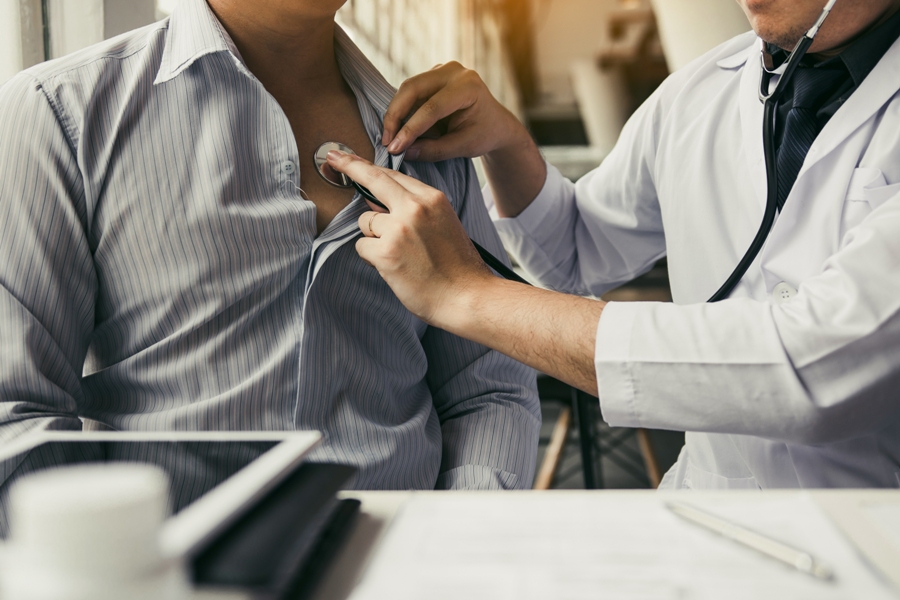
[355,237,380,270]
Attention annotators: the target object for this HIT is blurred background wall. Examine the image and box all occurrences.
[336,0,526,121]
[2,0,750,168]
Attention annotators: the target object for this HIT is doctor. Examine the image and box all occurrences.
[326,0,900,489]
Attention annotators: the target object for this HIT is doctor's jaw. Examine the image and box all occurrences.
[736,0,900,54]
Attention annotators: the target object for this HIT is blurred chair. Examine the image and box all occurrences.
[533,374,664,490]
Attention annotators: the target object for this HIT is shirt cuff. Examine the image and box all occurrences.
[483,160,579,284]
[594,301,641,428]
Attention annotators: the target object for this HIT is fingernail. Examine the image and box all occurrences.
[387,138,402,154]
[382,130,392,146]
[326,150,344,161]
[405,147,420,161]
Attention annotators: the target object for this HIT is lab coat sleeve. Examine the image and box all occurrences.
[0,74,91,476]
[596,188,900,444]
[426,159,541,490]
[486,88,668,297]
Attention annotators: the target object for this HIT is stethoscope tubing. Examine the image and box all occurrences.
[706,98,780,302]
[708,0,836,302]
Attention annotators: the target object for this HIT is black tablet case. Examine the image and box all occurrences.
[192,462,359,599]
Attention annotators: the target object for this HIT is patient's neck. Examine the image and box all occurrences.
[205,0,344,99]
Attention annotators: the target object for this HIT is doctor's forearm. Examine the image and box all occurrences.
[481,131,547,219]
[439,278,604,396]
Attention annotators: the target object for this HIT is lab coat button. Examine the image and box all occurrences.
[772,282,797,304]
[282,161,295,174]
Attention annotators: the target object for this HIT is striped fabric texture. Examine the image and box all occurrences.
[0,0,539,490]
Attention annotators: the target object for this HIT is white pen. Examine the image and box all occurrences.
[666,501,835,582]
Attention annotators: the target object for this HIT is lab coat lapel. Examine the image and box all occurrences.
[761,38,900,289]
[795,36,900,182]
[737,44,768,211]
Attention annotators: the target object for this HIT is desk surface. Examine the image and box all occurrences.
[196,490,900,600]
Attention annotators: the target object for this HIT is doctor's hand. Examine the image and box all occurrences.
[381,62,527,162]
[327,150,604,396]
[383,62,547,219]
[326,150,494,326]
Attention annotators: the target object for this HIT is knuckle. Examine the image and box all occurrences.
[396,221,414,239]
[369,167,389,181]
[427,191,447,206]
[407,203,426,222]
[460,68,479,83]
[418,100,440,118]
[426,144,446,163]
[460,69,485,91]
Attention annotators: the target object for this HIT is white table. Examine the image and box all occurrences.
[198,490,900,600]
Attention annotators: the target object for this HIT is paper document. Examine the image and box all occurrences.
[864,502,900,553]
[350,493,896,600]
[816,491,900,592]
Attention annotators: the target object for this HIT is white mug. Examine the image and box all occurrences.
[0,463,189,600]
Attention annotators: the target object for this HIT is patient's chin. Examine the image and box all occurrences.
[286,0,350,19]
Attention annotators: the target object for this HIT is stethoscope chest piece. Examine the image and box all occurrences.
[314,142,357,188]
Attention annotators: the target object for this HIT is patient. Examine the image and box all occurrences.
[0,0,540,490]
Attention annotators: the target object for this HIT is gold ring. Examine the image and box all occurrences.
[367,212,378,236]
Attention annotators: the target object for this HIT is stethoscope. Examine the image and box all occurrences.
[313,141,530,285]
[707,0,838,301]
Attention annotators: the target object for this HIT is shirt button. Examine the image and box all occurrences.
[772,281,797,304]
[282,161,295,174]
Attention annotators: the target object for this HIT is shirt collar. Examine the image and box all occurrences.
[333,26,406,169]
[838,7,900,86]
[154,0,250,85]
[153,1,404,168]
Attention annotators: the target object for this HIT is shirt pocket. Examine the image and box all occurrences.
[841,168,900,237]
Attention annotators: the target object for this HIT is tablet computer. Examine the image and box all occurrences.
[0,430,321,559]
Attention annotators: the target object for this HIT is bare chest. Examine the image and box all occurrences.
[282,98,376,236]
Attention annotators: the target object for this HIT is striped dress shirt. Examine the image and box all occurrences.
[0,0,539,490]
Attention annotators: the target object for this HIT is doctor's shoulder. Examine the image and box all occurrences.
[610,29,758,145]
[670,30,759,83]
[648,30,759,109]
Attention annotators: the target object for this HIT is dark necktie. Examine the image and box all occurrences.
[775,65,847,209]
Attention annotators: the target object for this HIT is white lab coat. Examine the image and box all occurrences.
[488,31,900,489]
